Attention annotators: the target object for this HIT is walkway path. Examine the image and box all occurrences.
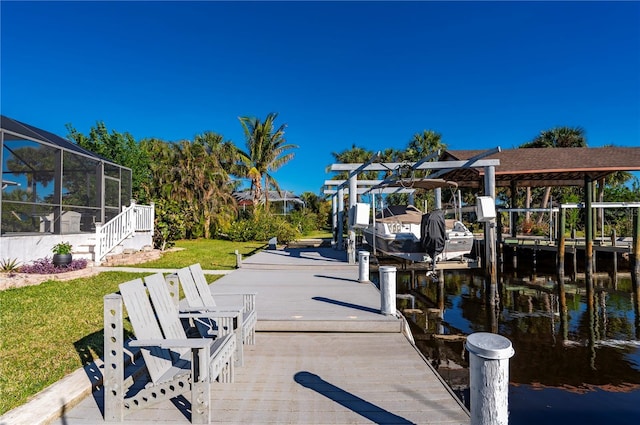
[6,247,469,425]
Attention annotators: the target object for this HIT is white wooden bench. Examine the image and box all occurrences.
[103,277,236,424]
[166,264,257,366]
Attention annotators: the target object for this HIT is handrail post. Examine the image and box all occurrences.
[95,223,103,264]
[466,332,515,425]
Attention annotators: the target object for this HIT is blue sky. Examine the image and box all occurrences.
[2,1,639,196]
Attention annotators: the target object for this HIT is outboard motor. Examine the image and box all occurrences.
[420,209,446,278]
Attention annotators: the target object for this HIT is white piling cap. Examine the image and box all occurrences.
[466,332,515,360]
[378,266,397,272]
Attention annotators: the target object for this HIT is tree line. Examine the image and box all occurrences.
[65,113,315,249]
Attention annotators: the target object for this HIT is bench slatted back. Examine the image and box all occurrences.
[189,263,218,307]
[118,278,172,384]
[177,267,207,309]
[144,273,191,357]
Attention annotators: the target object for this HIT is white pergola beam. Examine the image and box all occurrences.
[329,159,500,172]
[323,188,415,195]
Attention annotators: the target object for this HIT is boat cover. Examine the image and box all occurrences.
[420,209,446,260]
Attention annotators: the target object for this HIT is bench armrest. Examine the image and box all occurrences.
[130,338,213,350]
[178,311,239,319]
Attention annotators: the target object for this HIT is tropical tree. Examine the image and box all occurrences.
[329,145,378,181]
[166,138,237,239]
[404,130,447,163]
[237,113,297,209]
[520,126,587,224]
[66,122,150,199]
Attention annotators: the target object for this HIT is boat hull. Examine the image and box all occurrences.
[363,223,474,263]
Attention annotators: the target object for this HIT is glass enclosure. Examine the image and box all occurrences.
[1,117,132,235]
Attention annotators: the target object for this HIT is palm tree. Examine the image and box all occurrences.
[167,139,236,238]
[329,145,378,181]
[405,130,447,162]
[520,126,587,224]
[237,113,297,209]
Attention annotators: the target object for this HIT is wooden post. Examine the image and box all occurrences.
[379,266,397,316]
[557,207,568,342]
[466,333,515,425]
[584,176,595,342]
[497,211,504,273]
[358,250,370,283]
[510,181,517,238]
[235,249,243,268]
[611,229,618,285]
[585,176,594,297]
[557,207,566,282]
[632,208,640,338]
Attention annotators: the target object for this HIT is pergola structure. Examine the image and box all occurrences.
[1,115,133,236]
[325,149,501,265]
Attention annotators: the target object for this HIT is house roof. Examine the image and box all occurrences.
[438,147,640,188]
[233,190,304,204]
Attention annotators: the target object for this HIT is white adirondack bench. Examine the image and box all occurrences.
[103,278,236,424]
[187,263,257,346]
[166,264,257,366]
[144,273,241,366]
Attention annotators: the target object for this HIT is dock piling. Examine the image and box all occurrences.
[466,332,515,425]
[358,250,370,283]
[379,266,397,316]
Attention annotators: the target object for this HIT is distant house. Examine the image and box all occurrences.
[1,115,153,264]
[233,190,304,215]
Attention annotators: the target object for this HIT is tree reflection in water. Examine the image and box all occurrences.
[388,269,640,425]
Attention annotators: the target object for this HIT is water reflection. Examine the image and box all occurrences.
[383,269,640,424]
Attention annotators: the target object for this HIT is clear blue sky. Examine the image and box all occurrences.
[2,1,639,196]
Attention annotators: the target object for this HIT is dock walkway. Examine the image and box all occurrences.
[41,247,469,424]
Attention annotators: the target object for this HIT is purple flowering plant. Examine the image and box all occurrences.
[19,257,88,274]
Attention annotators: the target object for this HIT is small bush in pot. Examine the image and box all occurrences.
[52,241,73,267]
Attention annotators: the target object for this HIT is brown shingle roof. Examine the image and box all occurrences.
[439,147,640,188]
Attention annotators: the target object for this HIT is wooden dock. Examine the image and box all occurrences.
[46,247,469,425]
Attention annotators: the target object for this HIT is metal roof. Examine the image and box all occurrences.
[439,147,640,188]
[233,190,304,204]
[1,115,116,164]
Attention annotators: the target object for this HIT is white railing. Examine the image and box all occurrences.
[95,201,155,263]
[135,202,155,231]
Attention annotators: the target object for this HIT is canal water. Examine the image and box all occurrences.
[374,265,640,424]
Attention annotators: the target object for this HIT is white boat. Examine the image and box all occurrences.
[362,179,475,264]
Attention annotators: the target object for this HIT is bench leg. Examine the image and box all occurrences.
[191,346,210,424]
[104,294,124,422]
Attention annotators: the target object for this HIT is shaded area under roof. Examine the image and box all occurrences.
[438,147,640,188]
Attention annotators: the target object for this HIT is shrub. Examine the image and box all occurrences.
[19,258,88,274]
[224,211,301,243]
[287,210,319,235]
[0,258,21,272]
[52,241,72,255]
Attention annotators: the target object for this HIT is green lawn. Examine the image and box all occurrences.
[0,238,264,415]
[133,239,267,269]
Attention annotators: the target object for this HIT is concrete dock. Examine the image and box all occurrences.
[22,247,469,425]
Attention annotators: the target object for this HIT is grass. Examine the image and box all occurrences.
[301,230,333,239]
[134,239,266,269]
[0,238,259,415]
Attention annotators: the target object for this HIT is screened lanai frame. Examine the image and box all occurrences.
[1,116,132,236]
